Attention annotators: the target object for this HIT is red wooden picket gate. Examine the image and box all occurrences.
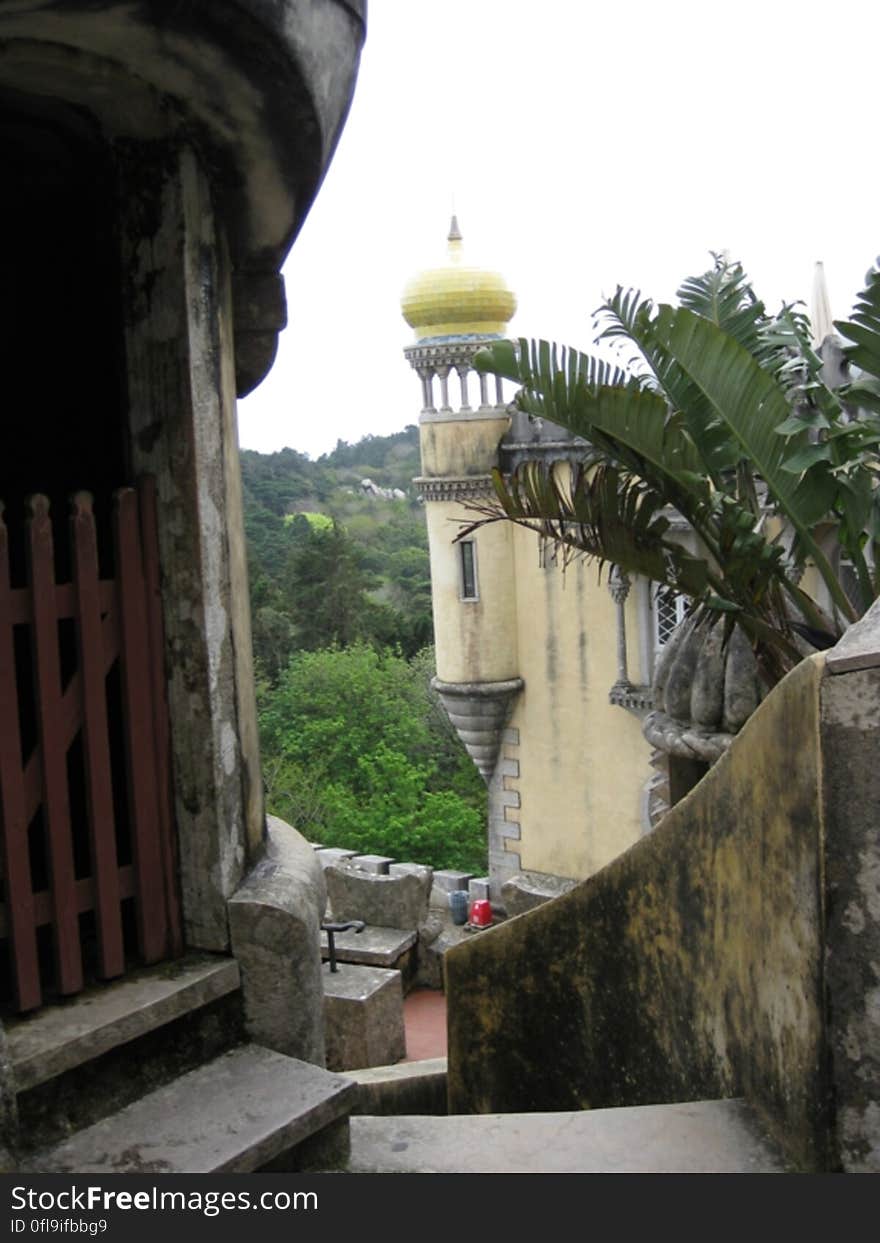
[0,477,182,1012]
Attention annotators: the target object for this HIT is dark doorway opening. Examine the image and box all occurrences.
[0,94,129,584]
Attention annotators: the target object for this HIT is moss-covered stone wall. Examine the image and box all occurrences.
[446,655,830,1170]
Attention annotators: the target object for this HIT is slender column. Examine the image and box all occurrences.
[437,365,452,412]
[456,364,471,411]
[609,567,632,686]
[417,366,436,413]
[478,370,490,408]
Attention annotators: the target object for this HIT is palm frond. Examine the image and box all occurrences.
[835,263,880,380]
[475,337,707,488]
[677,253,771,362]
[459,461,712,601]
[599,287,743,485]
[474,338,630,396]
[651,305,859,621]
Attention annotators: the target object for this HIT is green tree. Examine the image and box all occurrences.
[282,518,376,650]
[472,255,880,690]
[258,643,486,872]
[240,428,433,665]
[251,605,295,684]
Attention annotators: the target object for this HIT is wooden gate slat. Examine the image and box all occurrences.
[0,503,42,1011]
[71,493,125,979]
[113,488,168,963]
[137,477,183,957]
[0,865,135,936]
[22,606,119,824]
[2,481,180,1009]
[8,581,115,626]
[26,495,82,995]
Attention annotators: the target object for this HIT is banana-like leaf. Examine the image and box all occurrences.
[651,306,858,621]
[473,338,630,393]
[836,266,880,380]
[838,377,880,413]
[600,287,743,483]
[475,337,707,488]
[677,254,768,359]
[463,460,713,601]
[460,460,804,678]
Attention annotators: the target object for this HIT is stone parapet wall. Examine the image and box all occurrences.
[444,602,880,1172]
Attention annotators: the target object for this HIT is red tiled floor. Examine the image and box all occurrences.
[402,988,447,1062]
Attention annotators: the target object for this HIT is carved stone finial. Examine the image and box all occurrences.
[608,566,631,605]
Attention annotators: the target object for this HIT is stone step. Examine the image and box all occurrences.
[320,925,416,969]
[26,1043,358,1174]
[346,1099,788,1173]
[6,953,240,1092]
[344,1057,448,1116]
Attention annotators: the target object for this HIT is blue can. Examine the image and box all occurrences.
[449,889,469,925]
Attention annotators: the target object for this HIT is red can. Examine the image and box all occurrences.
[469,899,493,928]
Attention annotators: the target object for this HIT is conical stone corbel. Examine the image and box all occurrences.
[431,677,524,784]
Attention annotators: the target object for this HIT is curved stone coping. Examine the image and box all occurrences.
[229,816,327,1064]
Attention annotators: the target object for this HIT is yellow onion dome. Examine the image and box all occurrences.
[401,216,516,341]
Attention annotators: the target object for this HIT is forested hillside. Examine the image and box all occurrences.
[241,427,487,872]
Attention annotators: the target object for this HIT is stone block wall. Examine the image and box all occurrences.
[487,728,523,896]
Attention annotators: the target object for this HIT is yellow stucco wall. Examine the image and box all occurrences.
[420,415,509,479]
[506,529,652,878]
[421,406,654,884]
[427,500,519,684]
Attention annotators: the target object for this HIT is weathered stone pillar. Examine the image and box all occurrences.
[120,143,264,951]
[821,603,880,1172]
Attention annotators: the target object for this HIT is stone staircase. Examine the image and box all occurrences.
[345,1097,788,1174]
[3,958,791,1173]
[332,1057,789,1173]
[6,953,356,1174]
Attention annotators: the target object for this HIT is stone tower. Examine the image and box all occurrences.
[402,219,523,785]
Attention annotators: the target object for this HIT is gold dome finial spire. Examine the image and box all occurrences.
[447,214,463,265]
[401,214,516,341]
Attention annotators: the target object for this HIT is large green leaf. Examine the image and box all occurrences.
[651,305,857,620]
[475,337,707,487]
[677,253,769,362]
[599,286,743,483]
[836,265,880,380]
[474,338,630,393]
[460,460,713,601]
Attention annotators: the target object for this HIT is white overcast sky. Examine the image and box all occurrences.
[238,0,880,461]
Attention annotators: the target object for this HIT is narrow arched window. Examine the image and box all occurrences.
[459,540,478,600]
